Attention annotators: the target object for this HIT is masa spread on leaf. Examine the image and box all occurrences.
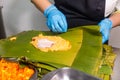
[30,34,71,52]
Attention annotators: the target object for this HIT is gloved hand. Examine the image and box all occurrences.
[98,18,112,44]
[44,5,67,32]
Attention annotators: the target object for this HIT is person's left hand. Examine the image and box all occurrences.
[98,18,112,44]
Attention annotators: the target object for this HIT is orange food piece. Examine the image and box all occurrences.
[0,58,34,80]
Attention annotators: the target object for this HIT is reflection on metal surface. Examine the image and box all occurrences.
[42,67,102,80]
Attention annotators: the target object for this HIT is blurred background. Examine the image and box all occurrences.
[2,0,54,37]
[1,0,120,48]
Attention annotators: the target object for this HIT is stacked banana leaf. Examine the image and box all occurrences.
[0,25,116,80]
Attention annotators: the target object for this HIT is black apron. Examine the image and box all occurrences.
[54,0,105,28]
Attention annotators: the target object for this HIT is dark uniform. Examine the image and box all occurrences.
[54,0,105,28]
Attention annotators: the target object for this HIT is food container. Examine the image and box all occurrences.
[0,57,38,80]
[41,67,102,80]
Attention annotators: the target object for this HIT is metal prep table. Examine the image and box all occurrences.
[110,47,120,80]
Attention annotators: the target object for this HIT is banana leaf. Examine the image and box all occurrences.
[0,25,115,80]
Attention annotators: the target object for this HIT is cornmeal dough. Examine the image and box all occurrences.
[31,34,71,52]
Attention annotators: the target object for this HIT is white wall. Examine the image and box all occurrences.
[2,0,51,37]
[109,27,120,48]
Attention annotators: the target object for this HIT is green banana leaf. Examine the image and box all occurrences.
[0,25,113,79]
[0,26,84,66]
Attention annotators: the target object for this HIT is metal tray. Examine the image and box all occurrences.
[41,67,102,80]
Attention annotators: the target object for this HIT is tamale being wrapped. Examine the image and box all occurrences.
[0,25,116,80]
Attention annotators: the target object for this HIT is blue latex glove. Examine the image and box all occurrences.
[44,5,67,32]
[98,18,112,44]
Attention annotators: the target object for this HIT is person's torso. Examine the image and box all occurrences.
[54,0,117,28]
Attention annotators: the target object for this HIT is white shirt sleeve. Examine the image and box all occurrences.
[105,0,120,17]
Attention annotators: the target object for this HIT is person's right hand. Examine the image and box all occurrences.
[98,18,112,43]
[44,5,67,33]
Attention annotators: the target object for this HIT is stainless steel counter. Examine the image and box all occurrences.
[111,48,120,80]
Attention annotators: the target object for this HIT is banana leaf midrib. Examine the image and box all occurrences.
[71,26,102,75]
